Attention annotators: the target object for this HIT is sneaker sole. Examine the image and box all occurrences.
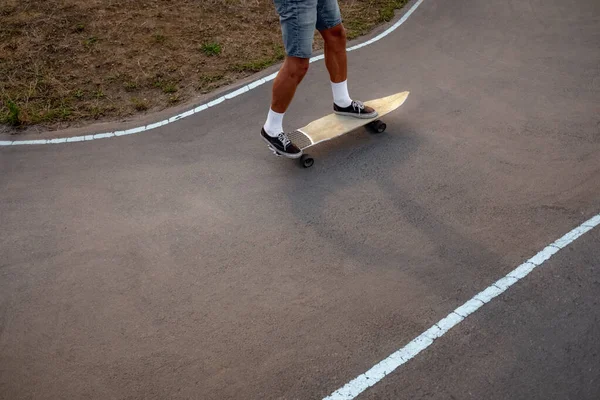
[334,111,379,119]
[261,135,303,159]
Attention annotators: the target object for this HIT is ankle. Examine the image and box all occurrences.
[331,80,352,107]
[264,109,284,137]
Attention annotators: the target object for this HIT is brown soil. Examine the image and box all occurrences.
[0,0,409,132]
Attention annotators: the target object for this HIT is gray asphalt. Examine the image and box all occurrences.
[1,0,599,399]
[363,229,600,400]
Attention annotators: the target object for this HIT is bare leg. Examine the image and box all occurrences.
[319,23,377,117]
[270,56,310,113]
[319,24,348,83]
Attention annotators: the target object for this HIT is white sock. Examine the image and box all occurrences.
[263,108,284,137]
[331,80,352,108]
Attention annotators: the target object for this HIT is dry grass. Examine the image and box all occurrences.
[0,0,409,131]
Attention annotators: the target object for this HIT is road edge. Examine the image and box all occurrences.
[0,0,426,147]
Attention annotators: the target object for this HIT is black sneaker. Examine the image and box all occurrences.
[334,100,378,119]
[261,128,302,159]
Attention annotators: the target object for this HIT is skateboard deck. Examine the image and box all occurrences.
[271,91,409,168]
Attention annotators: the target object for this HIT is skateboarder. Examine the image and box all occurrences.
[261,0,378,158]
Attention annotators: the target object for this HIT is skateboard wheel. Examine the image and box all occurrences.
[369,120,386,134]
[300,154,314,168]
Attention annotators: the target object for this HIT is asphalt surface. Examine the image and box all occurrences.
[364,229,600,400]
[1,0,599,399]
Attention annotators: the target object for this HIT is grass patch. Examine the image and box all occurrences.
[199,73,224,85]
[124,82,138,92]
[197,73,226,93]
[201,42,222,56]
[83,36,99,47]
[232,44,286,72]
[162,83,178,94]
[273,45,286,61]
[1,0,411,130]
[345,20,372,40]
[233,58,275,73]
[379,1,409,22]
[153,80,178,94]
[42,107,73,122]
[131,97,149,111]
[1,99,22,126]
[152,33,167,44]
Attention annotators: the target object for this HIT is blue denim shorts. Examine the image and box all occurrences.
[273,0,343,59]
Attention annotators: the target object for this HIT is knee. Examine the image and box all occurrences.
[284,57,310,81]
[330,24,347,40]
[324,24,347,49]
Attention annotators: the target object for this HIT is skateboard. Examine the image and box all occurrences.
[268,91,410,168]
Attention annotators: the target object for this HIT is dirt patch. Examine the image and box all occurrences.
[0,0,409,132]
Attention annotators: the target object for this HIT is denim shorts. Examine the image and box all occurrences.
[273,0,343,59]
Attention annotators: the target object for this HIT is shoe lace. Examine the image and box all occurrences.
[277,133,291,148]
[352,100,365,113]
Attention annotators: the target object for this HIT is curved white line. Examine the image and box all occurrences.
[0,0,425,147]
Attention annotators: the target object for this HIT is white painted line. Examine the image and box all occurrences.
[194,104,208,113]
[93,133,114,139]
[583,215,600,227]
[473,285,504,304]
[323,213,600,400]
[2,0,424,147]
[177,109,195,119]
[48,138,67,144]
[122,126,146,135]
[263,72,279,82]
[224,86,249,99]
[207,97,225,107]
[422,324,443,340]
[248,78,266,90]
[13,139,47,145]
[507,262,536,280]
[435,312,464,334]
[66,136,85,142]
[146,121,167,131]
[453,298,484,318]
[493,275,518,291]
[527,245,560,265]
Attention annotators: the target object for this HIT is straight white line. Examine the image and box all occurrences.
[1,0,426,147]
[323,213,600,400]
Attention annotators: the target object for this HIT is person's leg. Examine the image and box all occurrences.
[319,24,351,107]
[319,22,347,84]
[317,0,377,118]
[271,58,310,114]
[262,0,318,158]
